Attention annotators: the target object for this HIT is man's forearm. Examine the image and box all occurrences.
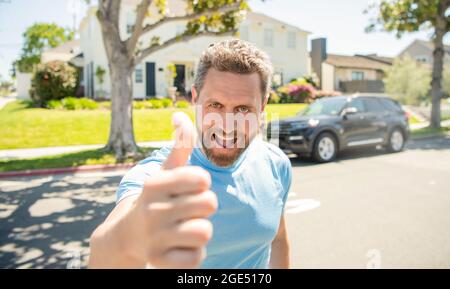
[269,238,290,269]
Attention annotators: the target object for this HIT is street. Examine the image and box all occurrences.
[1,135,450,268]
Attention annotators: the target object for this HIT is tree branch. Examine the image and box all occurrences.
[126,0,152,55]
[141,2,242,35]
[136,29,238,64]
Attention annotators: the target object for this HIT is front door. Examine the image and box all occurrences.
[146,62,156,97]
[174,64,186,96]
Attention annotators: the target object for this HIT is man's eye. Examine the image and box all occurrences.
[210,102,222,109]
[236,106,249,113]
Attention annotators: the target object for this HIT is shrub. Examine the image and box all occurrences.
[61,97,81,110]
[175,100,190,108]
[161,98,173,108]
[30,61,78,106]
[46,99,63,109]
[148,99,163,109]
[78,98,99,110]
[268,90,281,104]
[384,56,431,105]
[133,101,148,110]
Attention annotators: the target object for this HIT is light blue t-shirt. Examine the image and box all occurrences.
[116,137,292,269]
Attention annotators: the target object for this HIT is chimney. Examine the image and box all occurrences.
[311,38,327,89]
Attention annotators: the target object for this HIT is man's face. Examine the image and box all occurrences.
[192,68,267,167]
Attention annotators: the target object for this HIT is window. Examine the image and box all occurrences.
[272,71,283,87]
[415,55,430,63]
[264,28,274,47]
[364,98,385,112]
[126,11,136,34]
[135,64,143,83]
[240,26,249,41]
[287,31,296,49]
[351,71,364,81]
[380,99,402,113]
[348,98,366,113]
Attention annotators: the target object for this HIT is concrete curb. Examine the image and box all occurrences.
[0,163,135,179]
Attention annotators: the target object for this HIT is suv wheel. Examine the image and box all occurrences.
[387,128,405,153]
[313,132,337,163]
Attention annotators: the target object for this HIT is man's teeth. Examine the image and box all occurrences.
[214,134,236,148]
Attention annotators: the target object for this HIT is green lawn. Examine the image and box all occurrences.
[411,126,450,138]
[0,147,155,173]
[0,101,307,150]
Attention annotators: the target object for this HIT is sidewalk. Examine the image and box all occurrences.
[0,140,173,161]
[0,96,17,110]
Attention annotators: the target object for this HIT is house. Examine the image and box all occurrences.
[398,39,450,66]
[79,0,310,99]
[311,38,393,93]
[41,39,83,66]
[16,40,83,100]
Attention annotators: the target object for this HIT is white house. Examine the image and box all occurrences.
[79,0,310,99]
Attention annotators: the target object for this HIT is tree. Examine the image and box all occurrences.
[366,0,450,128]
[14,23,74,73]
[95,0,249,159]
[384,56,432,105]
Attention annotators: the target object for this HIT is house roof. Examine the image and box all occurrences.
[44,39,80,55]
[399,39,450,56]
[325,54,392,70]
[245,12,311,34]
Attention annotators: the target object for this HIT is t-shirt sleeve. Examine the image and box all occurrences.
[280,154,293,210]
[115,147,171,204]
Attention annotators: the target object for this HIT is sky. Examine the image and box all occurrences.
[0,0,449,82]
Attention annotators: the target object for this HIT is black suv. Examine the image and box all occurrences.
[267,95,410,162]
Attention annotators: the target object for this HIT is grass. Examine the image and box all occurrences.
[411,126,450,138]
[0,147,155,173]
[0,101,307,150]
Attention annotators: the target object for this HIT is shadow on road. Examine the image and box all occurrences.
[290,135,450,167]
[0,174,120,268]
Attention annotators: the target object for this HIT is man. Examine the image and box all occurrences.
[89,39,292,269]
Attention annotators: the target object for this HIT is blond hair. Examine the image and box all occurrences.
[194,39,273,100]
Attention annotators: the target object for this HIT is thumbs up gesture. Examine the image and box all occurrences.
[123,112,217,268]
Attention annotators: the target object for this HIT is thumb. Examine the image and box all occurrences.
[162,112,196,170]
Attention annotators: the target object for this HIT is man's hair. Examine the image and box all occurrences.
[194,39,273,100]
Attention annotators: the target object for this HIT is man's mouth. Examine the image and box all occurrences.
[212,133,238,149]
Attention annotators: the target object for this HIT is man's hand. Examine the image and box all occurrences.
[89,112,218,269]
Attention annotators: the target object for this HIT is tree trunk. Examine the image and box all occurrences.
[104,61,139,160]
[97,7,139,160]
[429,1,448,129]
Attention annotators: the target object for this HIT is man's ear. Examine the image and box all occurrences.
[191,85,198,105]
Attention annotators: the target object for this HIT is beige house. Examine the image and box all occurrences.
[398,39,450,66]
[79,0,310,99]
[311,38,392,93]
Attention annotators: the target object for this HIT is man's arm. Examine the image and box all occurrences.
[89,195,147,268]
[269,215,290,269]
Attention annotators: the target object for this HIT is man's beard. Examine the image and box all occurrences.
[201,129,251,167]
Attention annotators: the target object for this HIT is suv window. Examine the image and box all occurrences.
[380,99,403,113]
[348,98,366,113]
[364,98,385,112]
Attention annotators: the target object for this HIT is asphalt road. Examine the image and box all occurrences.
[1,135,449,268]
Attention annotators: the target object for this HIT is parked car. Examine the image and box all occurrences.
[266,94,410,162]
